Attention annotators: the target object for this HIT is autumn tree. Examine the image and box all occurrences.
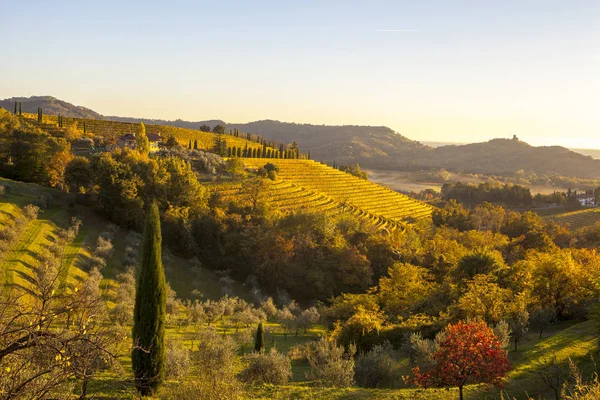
[65,155,92,193]
[412,320,510,400]
[136,122,150,155]
[132,203,167,395]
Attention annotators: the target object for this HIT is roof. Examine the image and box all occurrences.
[118,133,162,143]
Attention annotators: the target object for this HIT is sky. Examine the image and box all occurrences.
[1,0,599,148]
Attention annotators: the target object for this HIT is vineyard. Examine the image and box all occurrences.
[545,208,600,229]
[15,112,433,231]
[210,159,434,232]
[20,112,276,154]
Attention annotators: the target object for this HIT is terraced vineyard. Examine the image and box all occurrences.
[545,208,600,229]
[210,159,434,231]
[20,112,275,153]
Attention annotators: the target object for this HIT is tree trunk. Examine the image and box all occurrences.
[79,377,88,400]
[459,384,463,400]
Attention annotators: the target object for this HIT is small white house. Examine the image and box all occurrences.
[116,132,162,152]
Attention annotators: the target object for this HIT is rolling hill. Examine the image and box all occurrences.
[209,159,433,233]
[4,95,600,179]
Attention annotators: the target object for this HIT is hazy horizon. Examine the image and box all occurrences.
[2,0,599,149]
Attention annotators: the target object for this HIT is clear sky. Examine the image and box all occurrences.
[1,0,599,148]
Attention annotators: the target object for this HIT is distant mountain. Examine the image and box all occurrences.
[227,120,430,167]
[0,96,103,119]
[430,138,600,179]
[3,95,600,178]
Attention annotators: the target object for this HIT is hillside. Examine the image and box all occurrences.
[5,96,600,179]
[432,138,600,179]
[20,112,278,156]
[545,208,600,230]
[0,177,244,300]
[228,120,429,168]
[241,159,433,226]
[0,95,103,119]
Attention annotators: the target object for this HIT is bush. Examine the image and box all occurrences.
[306,336,356,387]
[0,185,5,199]
[355,342,401,388]
[193,328,240,395]
[94,235,114,259]
[166,341,191,379]
[408,332,437,368]
[22,204,40,221]
[239,348,292,385]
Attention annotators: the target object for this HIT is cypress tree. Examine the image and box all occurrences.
[254,322,265,353]
[227,147,232,157]
[18,102,22,115]
[188,140,192,149]
[132,203,167,396]
[14,102,17,115]
[237,147,242,157]
[193,139,198,150]
[83,120,86,134]
[308,150,311,160]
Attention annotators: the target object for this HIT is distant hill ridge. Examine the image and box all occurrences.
[3,95,600,179]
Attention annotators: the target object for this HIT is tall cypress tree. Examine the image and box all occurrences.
[254,322,265,353]
[14,102,17,114]
[132,203,167,396]
[18,102,22,115]
[188,140,192,149]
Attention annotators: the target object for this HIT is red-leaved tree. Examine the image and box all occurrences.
[412,320,510,400]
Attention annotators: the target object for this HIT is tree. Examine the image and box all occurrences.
[412,320,510,400]
[199,124,211,132]
[213,124,225,134]
[132,203,167,395]
[0,258,124,399]
[165,135,178,149]
[136,122,150,155]
[254,322,265,353]
[226,157,245,180]
[306,336,356,387]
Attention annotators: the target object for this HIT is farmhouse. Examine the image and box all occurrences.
[577,193,595,207]
[116,132,162,152]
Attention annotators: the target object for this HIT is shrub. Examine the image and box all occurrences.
[306,336,356,387]
[165,341,191,379]
[22,204,40,221]
[355,342,401,388]
[239,348,292,385]
[94,236,114,259]
[287,342,312,361]
[193,328,240,395]
[0,185,5,199]
[408,332,437,369]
